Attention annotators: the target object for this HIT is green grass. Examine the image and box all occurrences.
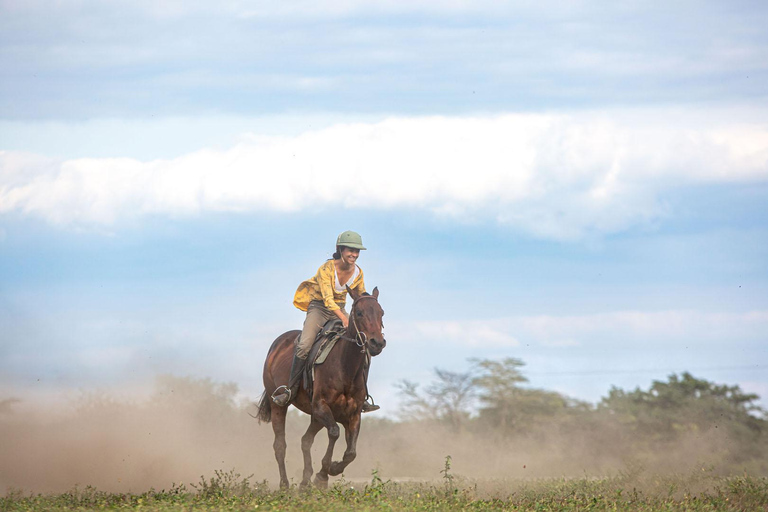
[3,466,768,511]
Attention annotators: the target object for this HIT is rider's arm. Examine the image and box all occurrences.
[334,308,349,328]
[317,261,342,311]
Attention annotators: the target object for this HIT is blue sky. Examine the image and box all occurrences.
[1,0,767,414]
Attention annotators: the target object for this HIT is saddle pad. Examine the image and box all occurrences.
[304,320,344,399]
[314,335,339,365]
[308,335,340,399]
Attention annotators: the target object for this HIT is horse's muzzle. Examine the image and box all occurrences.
[369,337,386,356]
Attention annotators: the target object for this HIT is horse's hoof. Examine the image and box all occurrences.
[299,480,311,492]
[329,462,344,476]
[313,475,329,489]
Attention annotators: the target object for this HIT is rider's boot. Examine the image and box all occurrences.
[361,397,380,413]
[272,353,306,407]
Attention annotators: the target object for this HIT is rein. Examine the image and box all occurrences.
[340,295,379,352]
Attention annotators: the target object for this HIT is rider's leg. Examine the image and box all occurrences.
[273,349,305,407]
[272,302,329,406]
[361,353,380,413]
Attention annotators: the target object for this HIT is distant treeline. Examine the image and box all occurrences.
[390,357,768,474]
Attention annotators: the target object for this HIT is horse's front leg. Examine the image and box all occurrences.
[329,414,360,476]
[269,404,290,489]
[300,417,323,489]
[311,399,339,489]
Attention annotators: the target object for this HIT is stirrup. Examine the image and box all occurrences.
[271,385,291,406]
[361,396,379,413]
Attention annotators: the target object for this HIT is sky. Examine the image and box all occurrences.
[1,0,768,415]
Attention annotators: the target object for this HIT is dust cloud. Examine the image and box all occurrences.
[0,375,754,493]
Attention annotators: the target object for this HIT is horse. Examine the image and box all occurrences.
[256,286,386,489]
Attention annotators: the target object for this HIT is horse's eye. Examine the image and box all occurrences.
[356,311,363,317]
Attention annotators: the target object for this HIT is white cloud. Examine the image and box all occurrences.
[0,0,640,20]
[516,310,768,344]
[5,0,768,131]
[394,309,768,349]
[1,112,767,239]
[411,320,521,347]
[4,0,767,122]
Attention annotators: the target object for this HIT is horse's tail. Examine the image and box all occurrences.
[255,390,272,423]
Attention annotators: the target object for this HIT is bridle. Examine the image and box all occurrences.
[341,295,381,352]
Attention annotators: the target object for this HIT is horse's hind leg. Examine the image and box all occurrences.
[270,404,290,489]
[300,417,323,489]
[311,400,340,488]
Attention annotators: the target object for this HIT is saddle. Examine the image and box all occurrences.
[299,318,345,399]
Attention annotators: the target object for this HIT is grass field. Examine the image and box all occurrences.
[3,465,768,511]
[3,377,768,510]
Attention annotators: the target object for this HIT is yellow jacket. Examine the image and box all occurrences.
[293,260,366,312]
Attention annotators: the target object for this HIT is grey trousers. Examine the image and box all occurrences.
[296,300,346,359]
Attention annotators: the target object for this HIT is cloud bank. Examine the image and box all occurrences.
[405,309,768,349]
[3,0,767,119]
[2,112,768,239]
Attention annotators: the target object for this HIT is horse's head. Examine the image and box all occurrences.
[347,286,386,356]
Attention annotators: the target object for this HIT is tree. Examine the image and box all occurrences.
[599,372,766,442]
[471,357,588,434]
[397,357,588,435]
[396,368,476,431]
[471,357,528,431]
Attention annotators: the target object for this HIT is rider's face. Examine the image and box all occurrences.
[340,247,360,264]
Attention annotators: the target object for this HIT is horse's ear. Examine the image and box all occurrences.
[372,286,379,299]
[346,285,360,301]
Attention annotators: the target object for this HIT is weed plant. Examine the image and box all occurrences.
[3,460,768,511]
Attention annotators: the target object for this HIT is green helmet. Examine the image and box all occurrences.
[336,230,367,250]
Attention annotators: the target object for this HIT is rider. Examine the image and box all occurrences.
[271,230,380,412]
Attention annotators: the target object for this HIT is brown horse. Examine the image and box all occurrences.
[256,286,386,489]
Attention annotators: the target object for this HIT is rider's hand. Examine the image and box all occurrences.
[341,315,349,329]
